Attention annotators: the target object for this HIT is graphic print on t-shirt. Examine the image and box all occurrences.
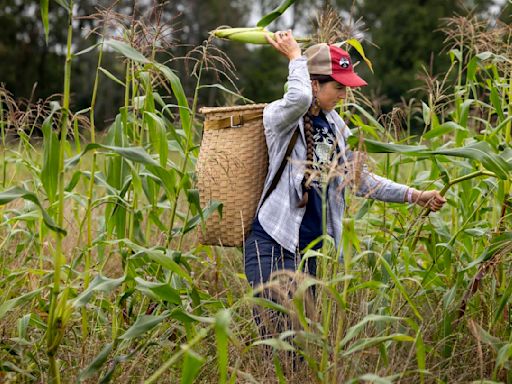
[310,113,337,187]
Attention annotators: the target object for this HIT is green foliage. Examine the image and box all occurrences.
[257,0,298,27]
[335,0,495,106]
[0,187,66,234]
[0,2,511,383]
[40,0,49,42]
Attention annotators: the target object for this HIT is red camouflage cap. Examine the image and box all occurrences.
[304,43,367,87]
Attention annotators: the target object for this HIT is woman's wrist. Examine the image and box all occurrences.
[288,51,302,61]
[406,188,419,204]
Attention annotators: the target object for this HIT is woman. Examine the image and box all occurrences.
[244,30,446,297]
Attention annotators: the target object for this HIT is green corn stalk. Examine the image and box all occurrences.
[46,1,74,382]
[165,49,197,249]
[81,32,106,342]
[0,91,5,188]
[127,64,140,246]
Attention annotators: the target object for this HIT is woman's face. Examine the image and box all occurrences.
[313,80,347,111]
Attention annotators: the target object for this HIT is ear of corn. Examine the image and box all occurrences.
[211,27,271,44]
[211,27,310,45]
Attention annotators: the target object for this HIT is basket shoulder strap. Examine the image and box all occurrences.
[204,111,263,130]
[261,127,300,204]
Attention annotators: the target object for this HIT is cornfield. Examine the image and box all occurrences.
[0,1,511,383]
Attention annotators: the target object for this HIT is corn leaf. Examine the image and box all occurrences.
[466,233,512,271]
[41,114,60,202]
[343,39,373,73]
[494,343,512,372]
[347,136,427,153]
[106,40,149,64]
[66,143,177,201]
[118,312,170,340]
[378,255,423,321]
[422,102,431,126]
[339,314,403,349]
[253,338,295,351]
[457,99,474,127]
[183,201,222,235]
[170,308,215,325]
[154,63,192,139]
[415,330,426,384]
[493,277,512,326]
[144,111,168,167]
[72,274,126,308]
[426,142,512,179]
[40,0,49,43]
[215,309,231,384]
[245,296,289,314]
[79,343,114,381]
[99,67,125,87]
[342,333,415,356]
[73,43,101,57]
[257,0,297,27]
[54,0,70,11]
[348,137,512,179]
[490,87,505,123]
[0,187,66,235]
[1,361,36,380]
[181,349,205,384]
[423,121,465,140]
[0,288,43,320]
[467,56,479,81]
[118,240,192,283]
[134,277,182,305]
[17,314,32,340]
[67,143,158,168]
[346,103,386,132]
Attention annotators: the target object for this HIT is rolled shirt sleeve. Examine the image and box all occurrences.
[344,148,409,203]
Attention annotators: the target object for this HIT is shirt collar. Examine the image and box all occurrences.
[323,110,341,134]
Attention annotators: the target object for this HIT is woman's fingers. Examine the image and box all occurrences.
[266,30,301,60]
[267,29,287,44]
[264,31,278,46]
[275,30,287,40]
[426,191,446,211]
[415,190,446,211]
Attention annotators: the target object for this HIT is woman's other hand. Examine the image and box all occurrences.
[410,189,447,212]
[265,29,302,61]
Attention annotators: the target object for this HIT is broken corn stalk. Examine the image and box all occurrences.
[211,27,310,45]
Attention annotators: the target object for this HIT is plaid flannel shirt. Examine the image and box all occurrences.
[256,56,409,257]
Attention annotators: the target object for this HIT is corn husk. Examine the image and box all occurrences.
[211,27,310,45]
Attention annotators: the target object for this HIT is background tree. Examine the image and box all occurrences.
[0,0,68,100]
[0,0,508,130]
[333,0,497,109]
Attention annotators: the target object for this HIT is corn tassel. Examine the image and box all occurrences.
[211,27,310,45]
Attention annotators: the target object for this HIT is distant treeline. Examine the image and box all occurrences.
[1,0,510,131]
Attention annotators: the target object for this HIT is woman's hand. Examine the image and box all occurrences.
[409,189,447,212]
[265,29,302,61]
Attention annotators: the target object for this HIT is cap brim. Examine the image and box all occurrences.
[331,72,367,87]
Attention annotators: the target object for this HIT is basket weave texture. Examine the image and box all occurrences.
[196,104,268,246]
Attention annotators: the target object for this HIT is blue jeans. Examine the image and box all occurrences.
[244,228,317,342]
[244,230,317,288]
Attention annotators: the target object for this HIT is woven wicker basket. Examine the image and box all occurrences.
[196,104,268,247]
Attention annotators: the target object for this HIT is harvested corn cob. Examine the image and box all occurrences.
[211,27,310,45]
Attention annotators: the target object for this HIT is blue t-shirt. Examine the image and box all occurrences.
[253,112,338,251]
[298,112,337,250]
